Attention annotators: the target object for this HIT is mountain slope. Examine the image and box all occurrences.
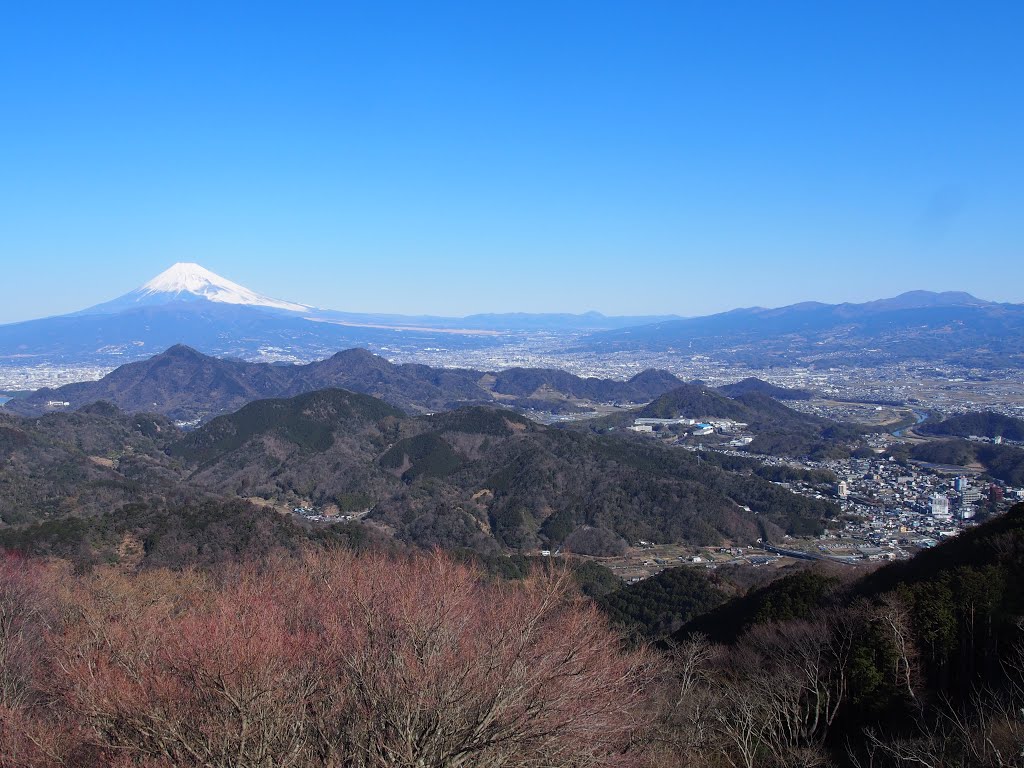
[654,504,1024,744]
[0,300,351,364]
[165,393,836,552]
[921,411,1024,441]
[717,377,813,400]
[487,367,684,403]
[8,345,294,421]
[633,384,862,458]
[81,262,311,314]
[0,405,179,525]
[7,345,685,421]
[0,387,838,557]
[639,384,752,421]
[583,291,1024,368]
[173,389,407,509]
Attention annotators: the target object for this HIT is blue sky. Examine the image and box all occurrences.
[1,1,1021,322]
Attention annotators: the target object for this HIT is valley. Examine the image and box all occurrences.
[3,340,1021,580]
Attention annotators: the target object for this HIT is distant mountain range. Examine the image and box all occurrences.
[2,263,1019,369]
[0,263,677,365]
[4,344,688,422]
[582,290,1024,368]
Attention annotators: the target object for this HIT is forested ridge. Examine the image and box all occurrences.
[7,344,688,421]
[921,410,1024,441]
[653,502,1024,765]
[902,437,1024,485]
[578,382,866,459]
[1,389,837,563]
[717,376,813,400]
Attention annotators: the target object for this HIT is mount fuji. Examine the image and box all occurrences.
[81,263,312,315]
[0,263,674,367]
[0,263,483,365]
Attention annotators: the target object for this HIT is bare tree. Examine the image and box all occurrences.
[644,635,721,768]
[870,594,921,706]
[713,679,773,768]
[33,551,656,768]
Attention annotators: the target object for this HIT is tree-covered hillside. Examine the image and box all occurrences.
[651,503,1024,765]
[8,344,686,421]
[717,376,813,400]
[0,389,838,560]
[630,383,864,458]
[922,410,1024,441]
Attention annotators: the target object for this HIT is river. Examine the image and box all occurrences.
[892,410,929,437]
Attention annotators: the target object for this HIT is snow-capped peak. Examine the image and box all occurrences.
[137,263,309,312]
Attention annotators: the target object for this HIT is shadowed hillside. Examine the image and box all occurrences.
[7,345,686,421]
[0,389,838,560]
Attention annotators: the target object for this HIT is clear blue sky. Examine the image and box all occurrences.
[1,1,1021,322]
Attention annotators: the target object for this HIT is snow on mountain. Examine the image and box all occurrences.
[83,263,311,314]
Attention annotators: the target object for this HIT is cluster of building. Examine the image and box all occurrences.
[629,416,750,443]
[674,440,1021,563]
[809,456,1018,559]
[0,363,112,392]
[963,434,1018,447]
[831,456,1014,521]
[291,505,359,523]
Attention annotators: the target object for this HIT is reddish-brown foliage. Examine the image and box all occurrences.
[0,551,654,768]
